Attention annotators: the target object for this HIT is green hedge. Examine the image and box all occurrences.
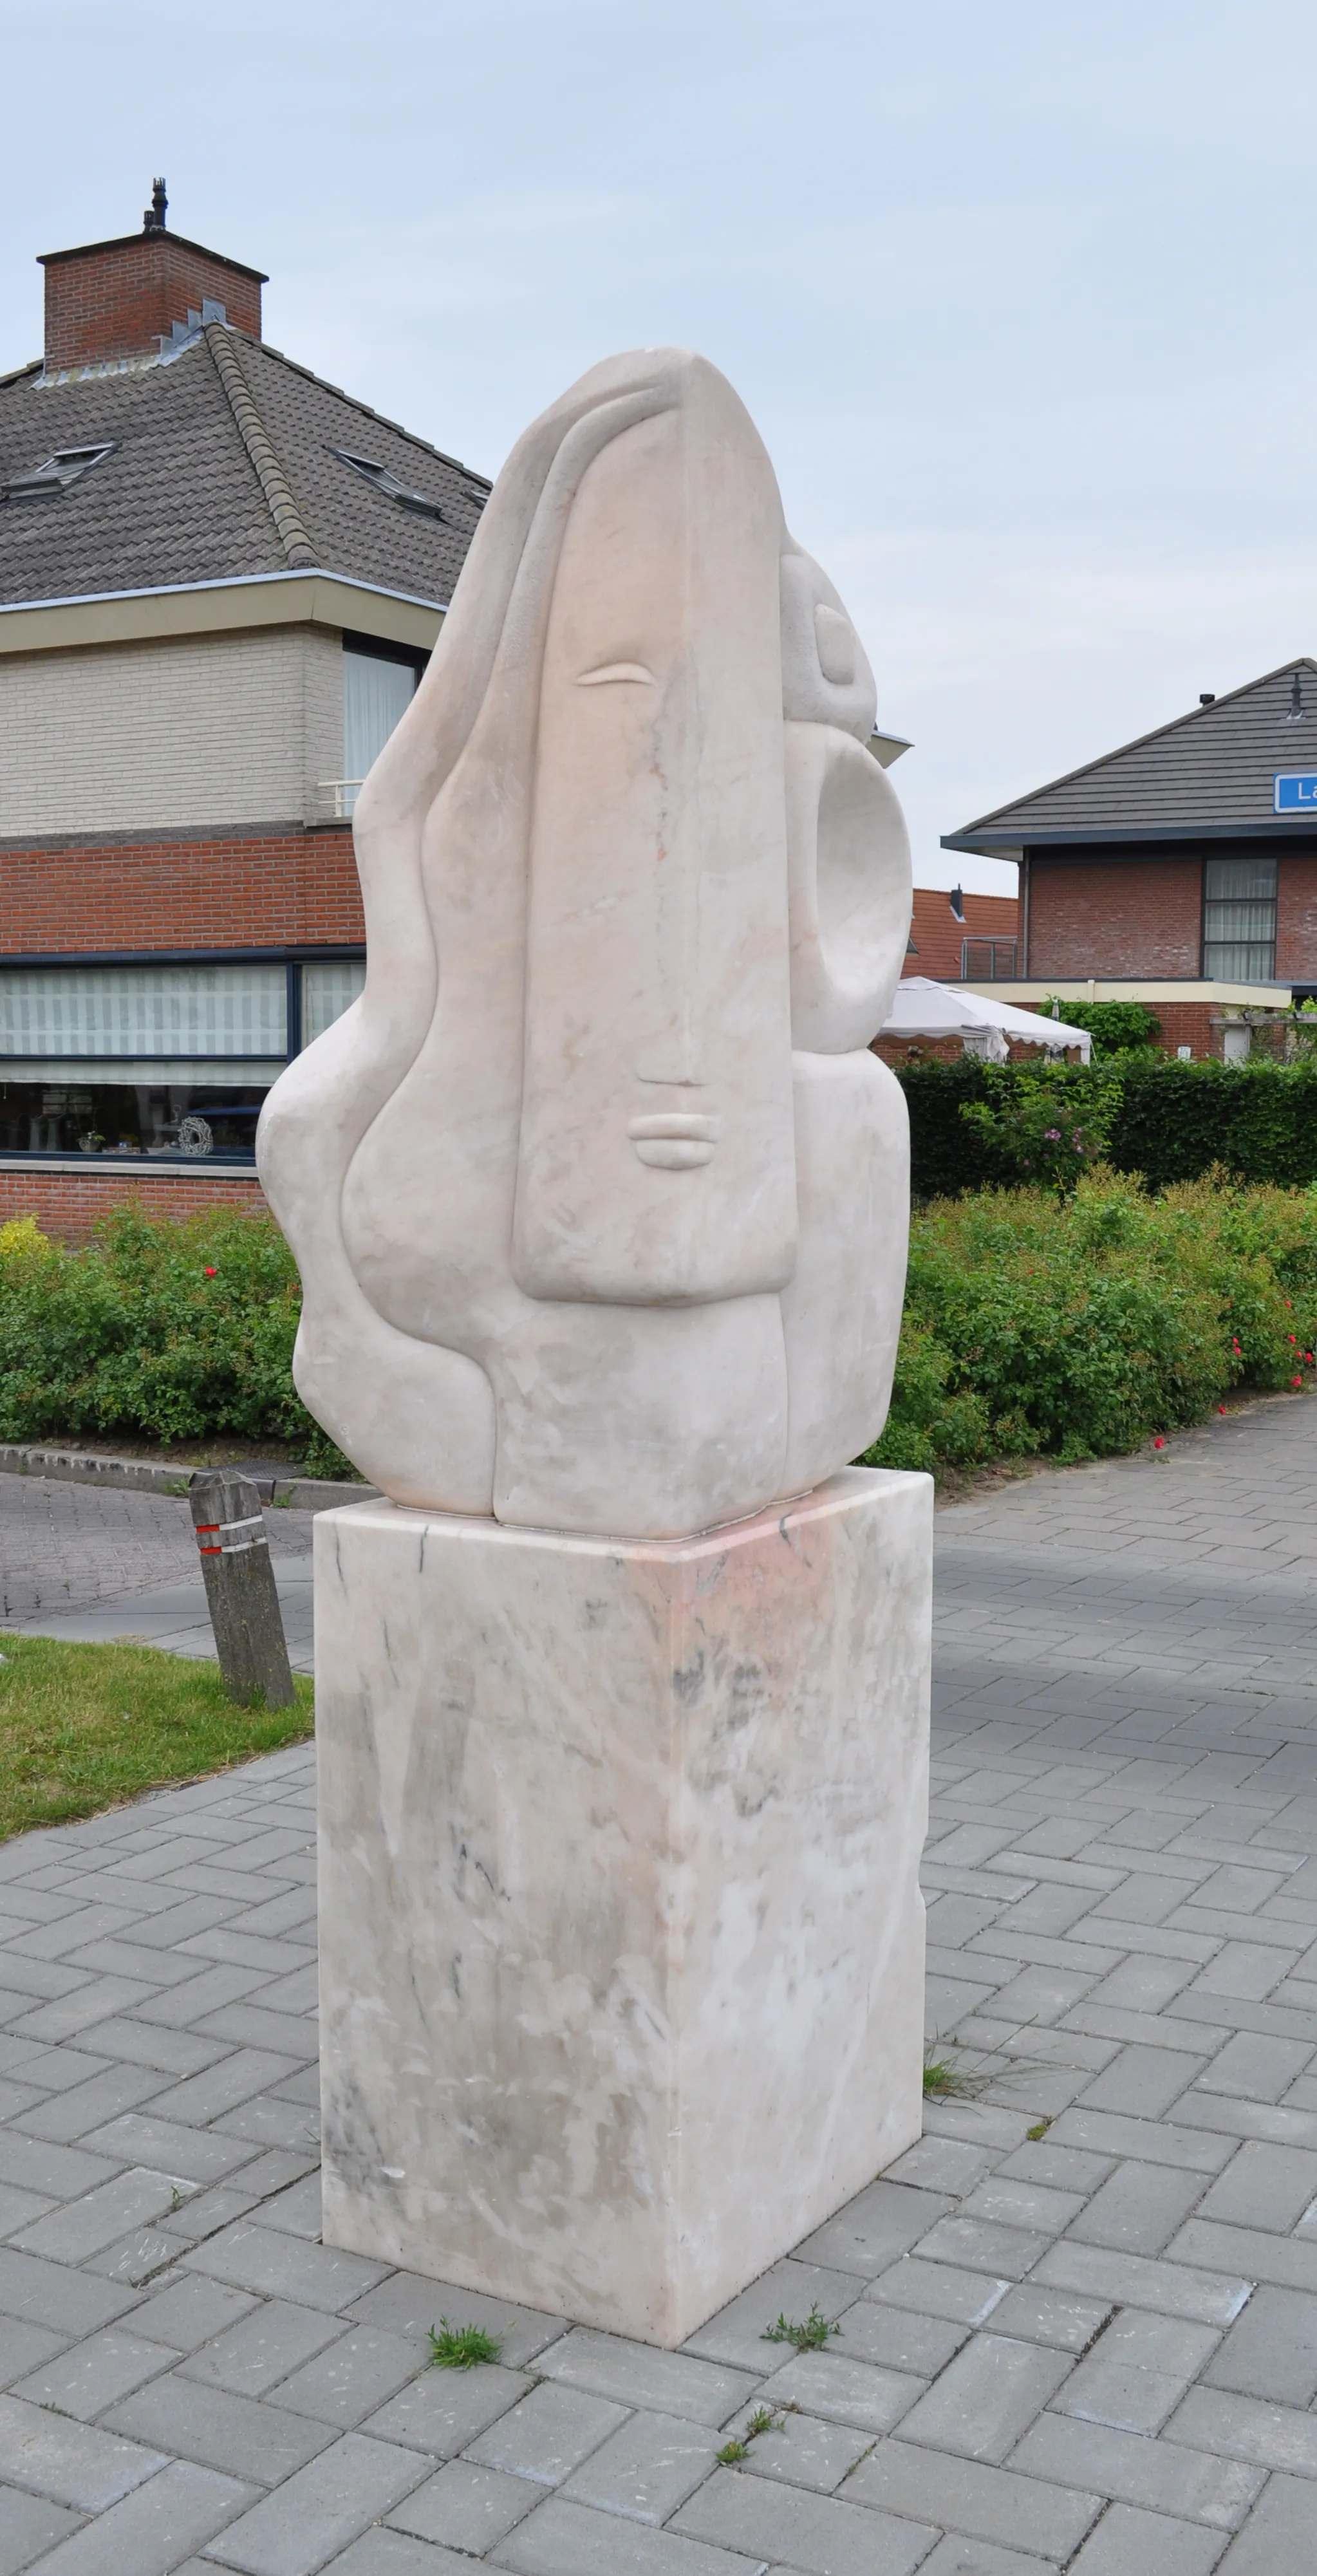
[864,1168,1317,1477]
[897,1055,1317,1197]
[0,1206,350,1479]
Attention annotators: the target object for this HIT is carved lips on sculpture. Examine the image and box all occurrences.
[257,349,913,1538]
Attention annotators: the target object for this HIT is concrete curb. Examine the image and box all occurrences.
[0,1442,377,1512]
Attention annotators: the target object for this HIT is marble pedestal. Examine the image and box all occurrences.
[315,1466,931,2347]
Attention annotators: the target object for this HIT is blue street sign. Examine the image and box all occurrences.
[1275,773,1317,811]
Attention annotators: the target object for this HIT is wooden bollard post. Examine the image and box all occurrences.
[189,1470,295,1708]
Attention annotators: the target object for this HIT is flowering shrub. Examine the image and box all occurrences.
[958,1070,1117,1191]
[863,1168,1317,1477]
[0,1206,351,1478]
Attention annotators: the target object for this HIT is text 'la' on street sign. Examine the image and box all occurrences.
[1275,773,1317,811]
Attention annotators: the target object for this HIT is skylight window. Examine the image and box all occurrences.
[3,443,116,503]
[332,447,447,521]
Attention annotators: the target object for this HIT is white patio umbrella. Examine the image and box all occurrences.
[883,977,1092,1064]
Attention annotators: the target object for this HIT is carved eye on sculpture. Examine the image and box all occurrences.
[785,721,911,1053]
[780,546,877,744]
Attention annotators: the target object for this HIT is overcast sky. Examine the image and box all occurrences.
[3,0,1315,891]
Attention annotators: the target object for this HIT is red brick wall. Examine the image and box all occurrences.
[0,828,363,953]
[1027,857,1201,977]
[1276,855,1317,983]
[41,234,263,369]
[0,1167,268,1244]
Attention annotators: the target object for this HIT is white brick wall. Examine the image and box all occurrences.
[0,626,344,836]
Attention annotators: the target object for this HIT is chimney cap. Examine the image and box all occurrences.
[949,884,966,922]
[1199,691,1215,705]
[38,228,267,284]
[142,176,167,235]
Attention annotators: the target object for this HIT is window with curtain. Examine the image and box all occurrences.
[342,646,420,812]
[0,964,286,1161]
[1203,857,1278,982]
[303,959,367,1046]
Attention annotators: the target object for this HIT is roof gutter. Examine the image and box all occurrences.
[0,567,450,658]
[942,819,1317,853]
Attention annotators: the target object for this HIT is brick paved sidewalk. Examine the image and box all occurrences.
[0,1477,314,1671]
[1,1398,1316,2571]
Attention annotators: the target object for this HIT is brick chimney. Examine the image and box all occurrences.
[39,180,266,372]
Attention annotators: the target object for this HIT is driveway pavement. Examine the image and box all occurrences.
[1,1399,1316,2571]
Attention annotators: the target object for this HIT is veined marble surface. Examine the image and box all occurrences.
[257,348,912,1538]
[315,1468,931,2345]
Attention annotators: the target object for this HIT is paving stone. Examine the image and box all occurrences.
[17,2460,258,2576]
[183,2220,389,2312]
[12,2163,196,2263]
[388,2458,537,2551]
[1067,2501,1229,2575]
[671,2463,935,2574]
[988,2285,1113,2353]
[682,2259,867,2369]
[846,2436,1103,2557]
[343,2272,566,2371]
[909,2216,1049,2279]
[1203,2283,1317,2404]
[1076,2048,1201,2117]
[0,2391,166,2510]
[79,2111,259,2184]
[204,2432,431,2576]
[176,2299,345,2395]
[1195,2138,1317,2230]
[1213,2472,1317,2571]
[960,2175,1087,2234]
[0,2487,84,2576]
[1031,2241,1252,2326]
[321,2536,473,2576]
[829,2295,969,2374]
[1067,2159,1208,2255]
[1194,2034,1314,2102]
[867,2256,1012,2325]
[892,2332,1073,2461]
[757,2346,922,2434]
[792,2178,953,2275]
[1168,2216,1317,2295]
[1164,2382,1317,2476]
[1051,2309,1220,2434]
[536,2325,756,2423]
[884,2136,998,2195]
[130,2273,258,2350]
[1010,2414,1264,2528]
[730,2404,872,2492]
[1047,2108,1232,2175]
[0,2245,140,2333]
[556,2406,723,2521]
[914,2541,1059,2576]
[466,2379,628,2485]
[498,2492,778,2572]
[273,2325,425,2425]
[106,2371,337,2484]
[12,2326,176,2419]
[0,2133,121,2198]
[363,2364,535,2458]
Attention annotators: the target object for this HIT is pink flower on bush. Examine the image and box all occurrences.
[203,1267,217,1278]
[1153,1435,1166,1450]
[1043,1128,1061,1142]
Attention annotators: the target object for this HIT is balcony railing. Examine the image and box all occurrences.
[315,779,366,822]
[961,938,1018,982]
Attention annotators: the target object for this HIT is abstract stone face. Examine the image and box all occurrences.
[257,349,912,1538]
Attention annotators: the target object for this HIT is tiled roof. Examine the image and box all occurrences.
[944,660,1317,849]
[906,888,1017,979]
[0,326,490,609]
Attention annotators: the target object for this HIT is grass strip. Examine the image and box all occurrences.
[0,1632,313,1841]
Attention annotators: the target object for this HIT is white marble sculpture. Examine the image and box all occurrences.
[257,350,912,1537]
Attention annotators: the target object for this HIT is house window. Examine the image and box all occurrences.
[0,957,363,1161]
[341,639,424,816]
[1203,857,1277,981]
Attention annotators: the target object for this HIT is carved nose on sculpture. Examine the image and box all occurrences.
[628,1111,720,1168]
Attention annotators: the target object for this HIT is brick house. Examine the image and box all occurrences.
[942,660,1317,1058]
[0,185,489,1237]
[904,885,1018,983]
